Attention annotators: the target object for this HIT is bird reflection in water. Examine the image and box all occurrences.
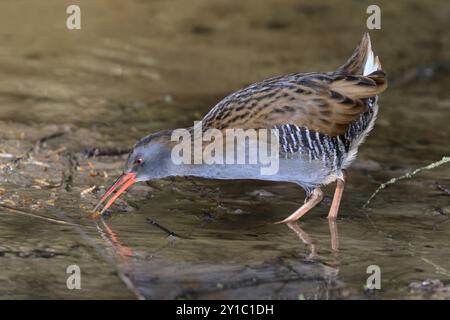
[284,220,341,299]
[96,218,134,264]
[286,219,340,263]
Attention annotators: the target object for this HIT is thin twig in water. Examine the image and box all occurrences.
[33,131,65,153]
[421,257,450,278]
[436,184,450,196]
[0,203,76,226]
[363,156,450,208]
[146,217,187,239]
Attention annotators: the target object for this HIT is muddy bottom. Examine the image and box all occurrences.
[0,0,449,299]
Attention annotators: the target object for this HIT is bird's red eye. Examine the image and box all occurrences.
[135,158,143,165]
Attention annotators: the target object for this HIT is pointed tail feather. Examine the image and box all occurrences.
[338,33,382,76]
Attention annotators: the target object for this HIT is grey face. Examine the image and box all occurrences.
[125,143,172,181]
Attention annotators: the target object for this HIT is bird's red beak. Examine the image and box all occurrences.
[93,172,137,215]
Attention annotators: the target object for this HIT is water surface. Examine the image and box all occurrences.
[0,0,449,299]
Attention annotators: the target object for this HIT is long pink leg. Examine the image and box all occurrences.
[327,172,347,220]
[275,188,324,224]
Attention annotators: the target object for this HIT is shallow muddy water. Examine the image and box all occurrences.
[0,0,449,299]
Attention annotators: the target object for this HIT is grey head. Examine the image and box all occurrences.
[93,130,177,215]
[125,130,175,181]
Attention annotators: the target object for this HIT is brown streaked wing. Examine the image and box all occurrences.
[201,71,387,136]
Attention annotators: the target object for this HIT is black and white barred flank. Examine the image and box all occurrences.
[275,96,377,171]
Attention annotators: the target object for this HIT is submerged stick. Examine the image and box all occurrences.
[0,203,76,225]
[421,257,450,278]
[363,156,450,208]
[33,131,65,153]
[436,184,450,196]
[146,217,187,239]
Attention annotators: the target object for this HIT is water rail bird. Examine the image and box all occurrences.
[94,33,387,223]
